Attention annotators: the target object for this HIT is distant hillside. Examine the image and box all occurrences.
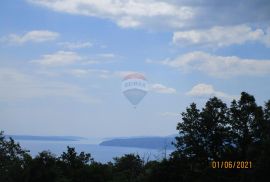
[100,136,176,150]
[7,135,85,142]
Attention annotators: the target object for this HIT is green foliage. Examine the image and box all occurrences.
[26,151,60,182]
[172,92,270,181]
[0,131,31,182]
[1,92,270,182]
[112,154,144,182]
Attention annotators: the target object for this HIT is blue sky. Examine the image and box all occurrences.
[1,0,270,137]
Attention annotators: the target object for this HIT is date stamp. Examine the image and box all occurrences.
[211,161,252,169]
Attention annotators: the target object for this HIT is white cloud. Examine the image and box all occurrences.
[113,71,142,78]
[173,25,270,47]
[68,69,137,79]
[31,51,83,66]
[32,51,118,67]
[117,16,141,28]
[2,30,59,44]
[36,68,137,79]
[162,51,270,78]
[98,53,116,58]
[150,83,176,94]
[81,60,101,65]
[27,0,270,31]
[80,53,118,65]
[68,69,111,79]
[27,0,194,29]
[68,69,89,77]
[58,41,92,49]
[0,68,98,103]
[33,56,113,68]
[187,83,237,100]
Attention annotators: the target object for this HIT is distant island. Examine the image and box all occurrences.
[7,135,85,142]
[6,135,177,150]
[100,136,176,150]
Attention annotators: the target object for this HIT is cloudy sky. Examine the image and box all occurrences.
[1,0,270,137]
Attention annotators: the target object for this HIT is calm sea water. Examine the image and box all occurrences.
[17,140,172,163]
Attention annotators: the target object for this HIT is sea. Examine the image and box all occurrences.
[17,139,173,163]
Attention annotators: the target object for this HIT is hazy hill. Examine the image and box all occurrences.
[100,136,176,150]
[7,135,85,142]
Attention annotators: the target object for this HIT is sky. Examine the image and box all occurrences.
[1,0,270,137]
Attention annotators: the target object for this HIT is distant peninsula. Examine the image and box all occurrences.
[7,135,85,142]
[100,136,176,150]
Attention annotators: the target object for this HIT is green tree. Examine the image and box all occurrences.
[112,154,144,182]
[174,98,231,170]
[174,103,206,164]
[252,100,270,181]
[229,92,264,161]
[58,146,93,182]
[27,151,60,182]
[200,97,231,161]
[0,131,31,182]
